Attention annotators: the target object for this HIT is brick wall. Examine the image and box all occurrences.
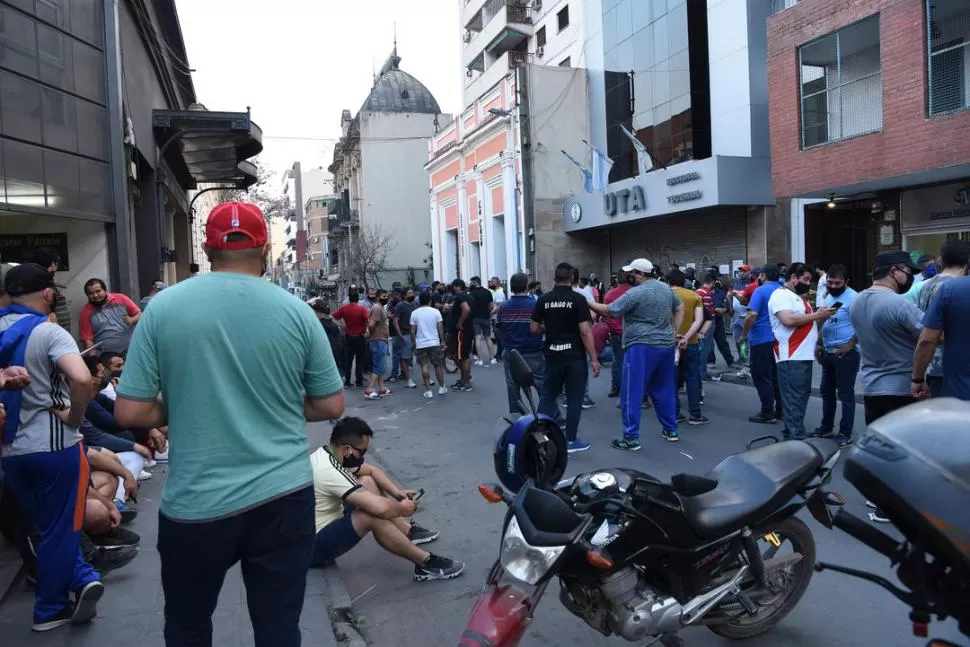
[768,0,970,198]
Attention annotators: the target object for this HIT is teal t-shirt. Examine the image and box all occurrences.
[117,273,343,521]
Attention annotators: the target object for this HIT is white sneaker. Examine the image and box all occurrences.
[429,379,436,386]
[137,470,152,481]
[144,459,157,468]
[490,358,497,365]
[474,360,484,367]
[423,390,433,398]
[407,380,417,388]
[437,386,449,395]
[154,449,169,462]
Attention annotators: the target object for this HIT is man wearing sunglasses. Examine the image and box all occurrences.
[309,417,464,581]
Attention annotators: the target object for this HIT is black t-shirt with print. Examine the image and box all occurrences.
[448,292,475,332]
[532,285,592,363]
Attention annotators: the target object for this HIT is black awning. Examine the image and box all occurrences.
[152,109,263,190]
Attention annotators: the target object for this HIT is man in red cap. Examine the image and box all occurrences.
[115,202,345,646]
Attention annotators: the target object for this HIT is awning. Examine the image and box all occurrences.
[152,108,263,190]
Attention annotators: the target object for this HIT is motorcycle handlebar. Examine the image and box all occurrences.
[832,508,903,562]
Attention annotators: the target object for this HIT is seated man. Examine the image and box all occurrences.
[310,417,464,582]
[84,447,141,550]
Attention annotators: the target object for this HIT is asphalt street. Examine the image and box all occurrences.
[317,361,965,647]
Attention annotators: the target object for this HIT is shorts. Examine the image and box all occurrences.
[448,329,473,361]
[393,335,414,361]
[415,345,444,366]
[369,340,389,376]
[311,513,362,566]
[473,318,492,337]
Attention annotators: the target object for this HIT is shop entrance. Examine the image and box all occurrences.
[805,203,878,289]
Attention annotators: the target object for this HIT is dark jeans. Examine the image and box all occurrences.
[863,395,917,425]
[819,349,860,438]
[750,342,783,418]
[505,350,546,415]
[706,318,735,367]
[158,486,315,647]
[928,375,944,399]
[541,358,587,441]
[776,360,813,439]
[610,333,624,392]
[676,344,702,417]
[345,335,366,386]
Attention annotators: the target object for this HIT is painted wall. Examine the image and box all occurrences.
[1,214,110,338]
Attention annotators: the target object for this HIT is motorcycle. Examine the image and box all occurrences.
[458,350,842,647]
[805,397,970,646]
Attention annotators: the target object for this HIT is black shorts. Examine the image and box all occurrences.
[311,513,362,566]
[448,329,473,361]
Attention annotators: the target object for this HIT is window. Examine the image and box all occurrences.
[557,6,569,32]
[559,57,571,67]
[536,26,546,49]
[927,0,970,116]
[799,15,882,148]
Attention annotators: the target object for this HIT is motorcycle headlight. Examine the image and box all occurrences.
[500,516,567,585]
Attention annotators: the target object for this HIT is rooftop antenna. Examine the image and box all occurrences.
[372,56,376,85]
[393,21,398,56]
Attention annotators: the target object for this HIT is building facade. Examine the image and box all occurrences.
[0,0,259,333]
[428,0,587,284]
[768,0,970,284]
[329,48,451,295]
[560,0,782,280]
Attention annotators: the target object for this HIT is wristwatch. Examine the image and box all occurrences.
[911,377,925,384]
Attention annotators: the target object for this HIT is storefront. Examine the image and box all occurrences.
[901,181,970,260]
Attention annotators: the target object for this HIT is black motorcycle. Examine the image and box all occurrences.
[458,350,842,647]
[806,397,970,646]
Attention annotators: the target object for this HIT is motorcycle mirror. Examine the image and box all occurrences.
[505,350,535,389]
[478,483,506,504]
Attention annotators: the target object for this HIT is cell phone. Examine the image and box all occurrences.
[410,488,425,501]
[830,302,843,310]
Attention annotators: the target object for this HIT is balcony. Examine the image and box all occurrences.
[463,1,532,69]
[465,50,530,106]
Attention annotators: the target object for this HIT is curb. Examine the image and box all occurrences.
[320,565,368,646]
[711,369,865,404]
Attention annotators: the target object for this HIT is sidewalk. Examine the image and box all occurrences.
[0,463,347,647]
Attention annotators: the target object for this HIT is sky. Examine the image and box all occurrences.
[176,0,461,190]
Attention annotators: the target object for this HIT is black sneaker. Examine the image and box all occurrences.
[676,412,687,423]
[607,389,619,398]
[32,604,75,632]
[414,554,465,582]
[688,415,711,426]
[90,528,140,549]
[582,396,596,409]
[89,546,138,576]
[71,580,104,625]
[813,428,837,438]
[748,412,777,424]
[453,382,473,392]
[612,438,641,451]
[408,522,440,545]
[662,429,680,442]
[837,435,852,448]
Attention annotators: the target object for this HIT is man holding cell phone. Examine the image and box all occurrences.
[813,264,860,447]
[309,417,464,582]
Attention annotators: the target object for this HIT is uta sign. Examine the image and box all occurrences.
[603,185,646,216]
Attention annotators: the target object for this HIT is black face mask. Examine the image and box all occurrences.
[897,271,915,294]
[89,295,107,307]
[111,370,123,380]
[379,298,389,305]
[341,452,364,469]
[405,296,414,302]
[827,286,846,297]
[794,283,811,296]
[757,278,765,286]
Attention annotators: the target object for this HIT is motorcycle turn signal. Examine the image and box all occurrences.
[586,549,613,570]
[478,484,506,504]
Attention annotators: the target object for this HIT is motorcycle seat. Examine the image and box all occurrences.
[682,441,824,539]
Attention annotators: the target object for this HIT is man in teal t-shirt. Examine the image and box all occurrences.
[115,202,344,647]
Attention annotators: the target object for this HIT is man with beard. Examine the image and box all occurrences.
[849,251,923,523]
[114,202,345,645]
[30,248,72,333]
[768,263,834,440]
[79,279,141,355]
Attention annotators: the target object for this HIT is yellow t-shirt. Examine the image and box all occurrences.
[310,447,362,532]
[673,287,702,345]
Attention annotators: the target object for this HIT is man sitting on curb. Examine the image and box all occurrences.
[309,417,464,582]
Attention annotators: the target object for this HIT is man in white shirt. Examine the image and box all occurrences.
[768,262,834,440]
[488,277,506,360]
[410,292,448,398]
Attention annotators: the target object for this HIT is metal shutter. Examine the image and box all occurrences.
[608,208,748,273]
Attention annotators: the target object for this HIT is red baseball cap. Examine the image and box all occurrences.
[740,264,751,271]
[205,202,268,250]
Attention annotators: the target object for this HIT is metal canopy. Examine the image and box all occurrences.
[152,109,263,190]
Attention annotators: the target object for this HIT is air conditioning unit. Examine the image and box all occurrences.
[463,31,472,43]
[536,45,545,57]
[466,68,474,77]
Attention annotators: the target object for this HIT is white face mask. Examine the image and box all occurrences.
[100,380,117,401]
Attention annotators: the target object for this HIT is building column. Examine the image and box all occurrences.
[429,198,441,281]
[501,153,517,277]
[457,176,470,279]
[474,175,488,279]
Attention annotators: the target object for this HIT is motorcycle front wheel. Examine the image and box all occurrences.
[707,516,816,640]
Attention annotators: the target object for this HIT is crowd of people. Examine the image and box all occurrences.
[1,195,969,643]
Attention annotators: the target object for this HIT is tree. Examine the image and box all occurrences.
[351,223,396,289]
[216,157,286,219]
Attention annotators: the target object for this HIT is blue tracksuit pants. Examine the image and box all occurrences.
[2,443,100,622]
[620,344,678,440]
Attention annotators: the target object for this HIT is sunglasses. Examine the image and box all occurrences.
[346,443,367,456]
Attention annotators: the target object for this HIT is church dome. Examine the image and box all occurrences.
[361,50,441,115]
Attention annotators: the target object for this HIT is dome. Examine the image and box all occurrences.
[360,50,441,115]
